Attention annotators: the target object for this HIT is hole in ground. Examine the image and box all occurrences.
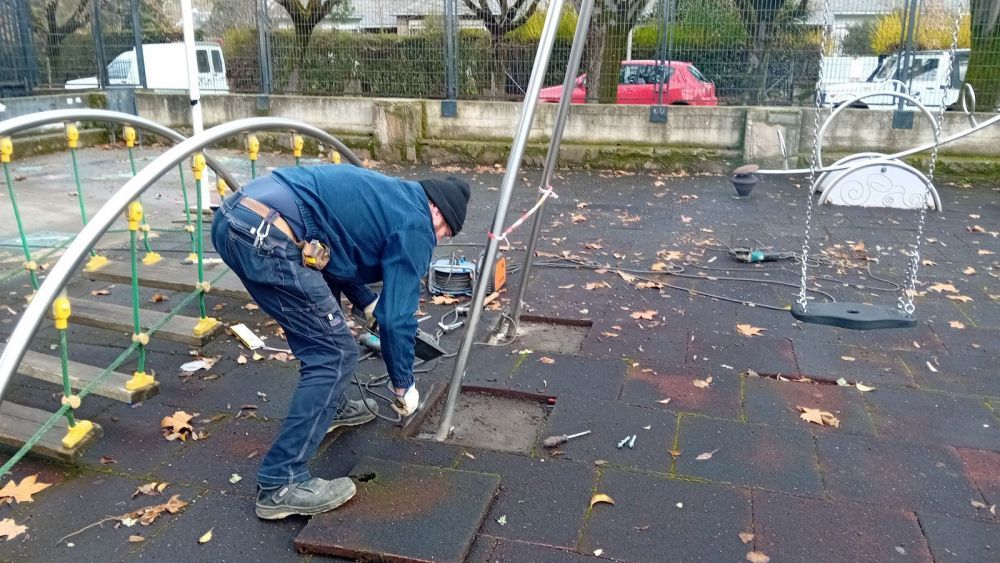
[488,315,591,354]
[415,389,551,454]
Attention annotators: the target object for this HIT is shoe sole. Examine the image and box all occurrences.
[326,411,376,434]
[255,481,357,520]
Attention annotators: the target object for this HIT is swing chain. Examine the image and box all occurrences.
[798,0,834,311]
[899,9,961,315]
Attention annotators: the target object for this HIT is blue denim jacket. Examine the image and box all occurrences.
[271,165,435,388]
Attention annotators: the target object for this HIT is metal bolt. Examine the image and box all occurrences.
[616,436,630,449]
[627,435,637,449]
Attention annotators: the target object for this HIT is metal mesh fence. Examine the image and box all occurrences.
[4,0,997,110]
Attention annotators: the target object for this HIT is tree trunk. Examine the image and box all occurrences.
[598,21,629,103]
[753,19,768,104]
[966,4,1000,110]
[285,27,311,93]
[584,11,608,103]
[489,34,505,97]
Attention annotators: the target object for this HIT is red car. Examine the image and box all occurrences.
[539,60,717,106]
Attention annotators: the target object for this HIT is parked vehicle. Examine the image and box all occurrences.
[539,60,717,106]
[65,42,229,92]
[819,49,970,109]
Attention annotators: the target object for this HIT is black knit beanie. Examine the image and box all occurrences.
[419,176,471,235]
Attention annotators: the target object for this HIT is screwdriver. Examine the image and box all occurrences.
[542,430,592,448]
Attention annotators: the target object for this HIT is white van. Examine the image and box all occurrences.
[820,49,970,109]
[65,42,229,92]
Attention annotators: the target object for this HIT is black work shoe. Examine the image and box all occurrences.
[327,398,378,433]
[255,477,356,520]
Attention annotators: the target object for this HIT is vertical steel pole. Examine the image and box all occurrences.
[442,0,459,117]
[92,0,108,88]
[181,0,210,206]
[435,0,568,441]
[256,0,273,105]
[510,0,595,326]
[130,0,147,88]
[897,0,919,111]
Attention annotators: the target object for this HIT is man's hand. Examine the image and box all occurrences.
[391,384,419,417]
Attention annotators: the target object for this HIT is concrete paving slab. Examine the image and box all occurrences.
[294,457,500,563]
[865,387,1000,450]
[956,448,1000,514]
[743,374,876,436]
[579,467,752,562]
[752,489,932,562]
[688,330,799,377]
[540,394,677,473]
[816,433,982,517]
[620,363,742,420]
[917,512,1000,562]
[674,414,823,496]
[455,450,596,548]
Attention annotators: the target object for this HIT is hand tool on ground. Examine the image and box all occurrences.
[541,430,591,448]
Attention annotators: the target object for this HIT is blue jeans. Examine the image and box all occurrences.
[211,193,359,487]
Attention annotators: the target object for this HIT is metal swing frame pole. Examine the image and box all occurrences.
[509,0,595,327]
[435,0,569,442]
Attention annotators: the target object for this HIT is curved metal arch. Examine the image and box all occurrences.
[815,152,886,193]
[817,157,942,211]
[815,92,940,169]
[0,117,363,402]
[0,109,241,190]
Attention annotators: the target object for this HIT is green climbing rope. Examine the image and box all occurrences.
[0,267,232,477]
[2,161,40,290]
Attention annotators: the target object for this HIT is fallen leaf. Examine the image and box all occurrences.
[635,281,663,290]
[198,528,213,544]
[696,449,719,461]
[630,310,657,320]
[584,242,603,250]
[967,225,985,233]
[430,295,460,305]
[650,262,668,272]
[921,259,937,266]
[557,284,575,289]
[669,448,682,457]
[570,213,587,223]
[90,287,111,296]
[268,352,290,362]
[692,376,713,389]
[947,295,973,303]
[747,552,771,563]
[0,474,52,504]
[949,321,966,329]
[236,355,248,365]
[855,383,876,393]
[128,535,145,543]
[659,250,683,261]
[739,532,755,544]
[971,500,987,509]
[99,456,117,465]
[0,518,27,541]
[836,378,849,386]
[617,270,636,283]
[963,267,976,275]
[681,215,692,223]
[736,324,765,337]
[926,361,938,373]
[978,249,994,255]
[840,356,856,362]
[797,406,840,428]
[927,283,959,294]
[497,514,507,526]
[124,494,188,527]
[593,549,603,556]
[229,473,242,484]
[161,411,195,441]
[584,281,609,290]
[132,482,165,499]
[657,397,672,404]
[539,356,555,364]
[589,493,615,508]
[243,302,259,311]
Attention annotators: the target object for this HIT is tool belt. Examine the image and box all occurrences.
[239,196,330,270]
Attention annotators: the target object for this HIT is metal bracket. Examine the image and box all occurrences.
[892,110,915,130]
[649,105,668,123]
[441,100,458,118]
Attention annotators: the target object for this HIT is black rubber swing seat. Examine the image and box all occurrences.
[790,302,916,330]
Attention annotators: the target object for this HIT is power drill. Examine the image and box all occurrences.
[729,247,792,263]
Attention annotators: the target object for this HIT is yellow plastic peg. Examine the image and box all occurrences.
[291,134,304,158]
[126,201,144,231]
[52,296,71,330]
[192,153,206,181]
[217,178,228,198]
[330,151,342,164]
[123,126,137,148]
[65,123,79,149]
[0,137,12,163]
[246,134,259,161]
[61,419,95,448]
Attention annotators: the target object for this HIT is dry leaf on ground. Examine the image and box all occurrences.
[949,321,966,329]
[798,406,840,428]
[0,518,27,541]
[126,494,188,526]
[585,281,610,290]
[947,295,973,303]
[855,383,876,393]
[659,250,683,261]
[132,482,168,499]
[693,376,713,389]
[630,310,658,320]
[571,213,587,223]
[539,356,556,364]
[747,552,771,563]
[590,493,615,508]
[430,295,460,305]
[236,355,248,365]
[243,302,259,310]
[978,249,994,255]
[161,411,194,441]
[650,262,668,272]
[90,287,112,296]
[149,294,169,303]
[696,449,719,461]
[617,270,637,283]
[269,352,291,362]
[0,474,51,504]
[198,528,213,544]
[841,356,856,362]
[128,535,145,543]
[736,324,765,337]
[739,532,755,544]
[657,398,672,404]
[927,283,959,294]
[963,267,976,275]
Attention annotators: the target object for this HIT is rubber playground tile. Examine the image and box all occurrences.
[579,468,752,562]
[131,491,314,563]
[815,433,982,517]
[752,490,932,563]
[294,457,500,563]
[742,375,876,436]
[503,354,626,401]
[793,340,913,387]
[865,387,1000,451]
[582,321,689,367]
[539,394,677,474]
[933,325,999,357]
[620,362,742,420]
[917,512,1000,562]
[455,450,596,548]
[687,330,799,377]
[828,322,947,352]
[0,472,201,562]
[898,350,1000,396]
[468,538,594,562]
[956,448,1000,513]
[314,426,466,479]
[674,414,823,496]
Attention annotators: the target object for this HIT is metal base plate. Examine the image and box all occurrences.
[790,302,916,330]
